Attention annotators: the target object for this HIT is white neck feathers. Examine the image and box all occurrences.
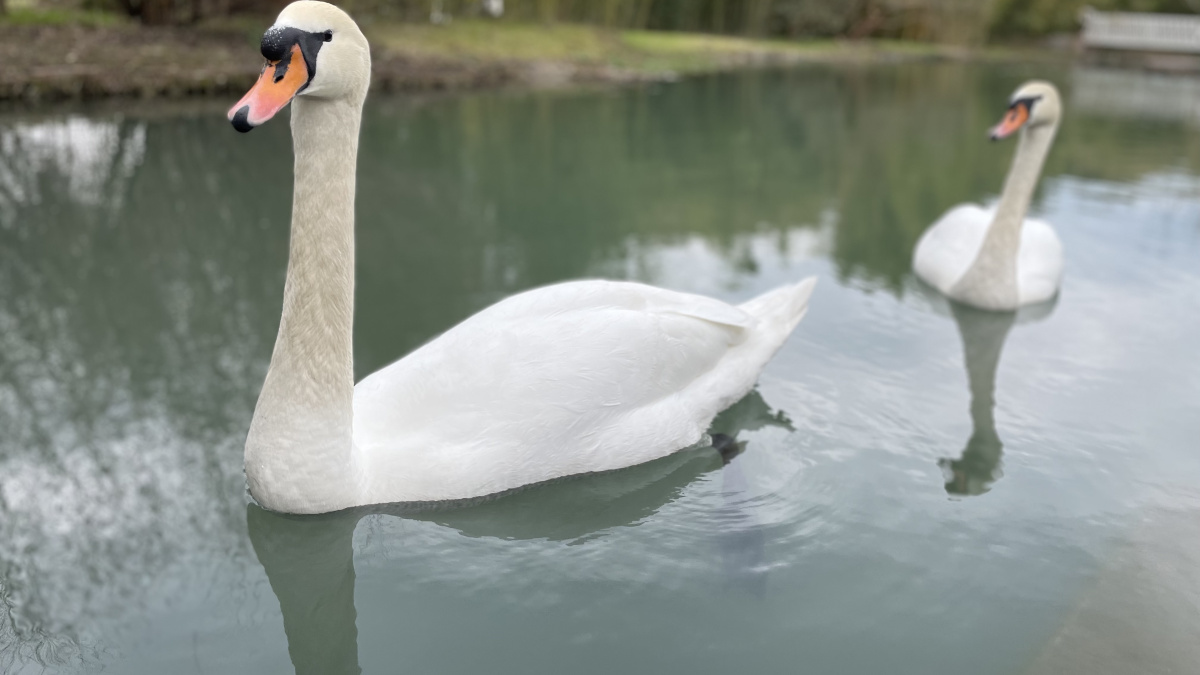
[245,97,364,514]
[951,121,1057,310]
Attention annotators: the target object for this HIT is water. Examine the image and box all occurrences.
[1,63,1198,675]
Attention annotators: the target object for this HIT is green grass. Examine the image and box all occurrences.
[367,20,616,62]
[615,29,827,73]
[369,20,874,76]
[619,30,819,56]
[364,20,1057,77]
[0,7,130,27]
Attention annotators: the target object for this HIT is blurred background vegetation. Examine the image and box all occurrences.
[1,0,1198,43]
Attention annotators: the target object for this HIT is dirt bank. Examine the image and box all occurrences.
[0,23,527,101]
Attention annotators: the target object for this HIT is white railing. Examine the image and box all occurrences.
[1081,8,1200,54]
[1073,67,1200,125]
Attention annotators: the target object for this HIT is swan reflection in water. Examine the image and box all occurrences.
[247,391,791,675]
[938,298,1057,496]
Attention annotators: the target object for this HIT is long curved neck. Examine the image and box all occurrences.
[951,122,1057,309]
[245,96,364,514]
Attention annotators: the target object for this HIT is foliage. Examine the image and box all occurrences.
[768,0,860,37]
[0,5,129,23]
[0,0,1002,41]
[351,0,990,42]
[369,18,846,77]
[9,0,1200,40]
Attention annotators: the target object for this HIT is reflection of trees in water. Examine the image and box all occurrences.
[831,65,1011,291]
[359,63,1200,325]
[355,71,851,373]
[0,113,286,670]
[0,99,806,670]
[0,117,145,218]
[0,67,1193,670]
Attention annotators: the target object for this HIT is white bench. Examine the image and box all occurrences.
[1081,8,1200,54]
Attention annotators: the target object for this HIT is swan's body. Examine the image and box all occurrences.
[351,278,814,508]
[915,204,1062,308]
[914,81,1064,311]
[230,2,816,514]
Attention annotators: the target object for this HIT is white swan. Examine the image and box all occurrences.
[913,81,1064,311]
[227,1,817,515]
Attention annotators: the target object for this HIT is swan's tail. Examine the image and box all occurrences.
[738,277,818,336]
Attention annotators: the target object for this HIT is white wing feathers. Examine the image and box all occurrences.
[913,204,990,296]
[351,278,814,502]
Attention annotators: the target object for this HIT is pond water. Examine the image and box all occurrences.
[1,62,1198,675]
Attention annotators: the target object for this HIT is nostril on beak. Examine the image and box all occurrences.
[231,105,254,133]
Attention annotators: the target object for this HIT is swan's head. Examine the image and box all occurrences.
[228,1,370,132]
[989,80,1060,141]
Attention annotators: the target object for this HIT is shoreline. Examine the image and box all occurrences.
[0,18,1065,103]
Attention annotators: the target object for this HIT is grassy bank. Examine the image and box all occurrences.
[373,20,846,76]
[0,12,1061,101]
[367,19,1055,79]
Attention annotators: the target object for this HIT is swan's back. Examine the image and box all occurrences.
[353,278,815,503]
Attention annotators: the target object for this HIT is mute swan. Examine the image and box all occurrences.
[228,1,817,515]
[913,81,1064,311]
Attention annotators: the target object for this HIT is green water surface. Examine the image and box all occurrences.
[1,63,1198,674]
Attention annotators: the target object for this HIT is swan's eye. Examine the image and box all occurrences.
[323,30,333,42]
[1010,95,1041,112]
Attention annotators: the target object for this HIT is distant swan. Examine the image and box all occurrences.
[227,1,817,515]
[913,81,1063,311]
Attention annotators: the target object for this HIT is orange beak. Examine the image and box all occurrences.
[229,45,309,132]
[989,102,1030,141]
